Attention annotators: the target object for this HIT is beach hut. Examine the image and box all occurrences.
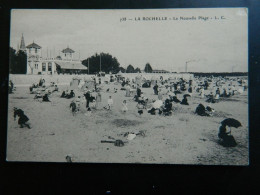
[70,76,81,90]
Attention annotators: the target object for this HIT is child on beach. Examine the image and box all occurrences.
[70,100,77,116]
[104,96,113,110]
[136,101,144,115]
[75,96,81,111]
[121,100,128,112]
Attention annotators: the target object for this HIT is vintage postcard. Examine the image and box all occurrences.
[7,8,248,165]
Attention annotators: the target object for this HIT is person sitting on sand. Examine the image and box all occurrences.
[205,106,215,116]
[148,107,156,115]
[218,124,230,140]
[180,96,189,105]
[66,90,75,99]
[136,100,145,115]
[195,104,209,116]
[14,107,31,129]
[34,92,42,100]
[122,100,128,112]
[61,91,66,98]
[163,99,172,113]
[161,99,172,116]
[170,95,181,103]
[70,100,77,116]
[206,92,216,103]
[42,94,50,102]
[54,85,58,92]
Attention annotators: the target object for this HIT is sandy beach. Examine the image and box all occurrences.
[7,75,248,165]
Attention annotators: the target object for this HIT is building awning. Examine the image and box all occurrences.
[55,61,87,70]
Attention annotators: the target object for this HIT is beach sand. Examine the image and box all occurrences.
[6,77,248,165]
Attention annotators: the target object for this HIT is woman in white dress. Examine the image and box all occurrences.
[121,100,128,112]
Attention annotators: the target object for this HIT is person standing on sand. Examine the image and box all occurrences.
[200,88,205,98]
[70,100,77,116]
[95,91,102,109]
[106,96,113,110]
[158,89,163,100]
[121,100,128,112]
[125,84,131,97]
[153,83,159,95]
[137,87,141,98]
[84,90,91,108]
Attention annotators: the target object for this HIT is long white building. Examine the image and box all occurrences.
[19,35,88,75]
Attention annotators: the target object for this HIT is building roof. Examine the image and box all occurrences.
[61,47,75,53]
[26,42,41,49]
[152,69,170,72]
[55,61,87,70]
[20,34,26,50]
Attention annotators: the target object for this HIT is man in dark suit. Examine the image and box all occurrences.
[84,91,91,108]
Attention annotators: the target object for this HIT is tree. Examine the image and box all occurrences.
[134,67,141,73]
[9,47,16,74]
[82,53,120,74]
[9,47,27,74]
[119,67,126,73]
[144,63,153,73]
[126,64,135,73]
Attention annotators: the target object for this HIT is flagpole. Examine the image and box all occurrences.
[100,53,101,72]
[88,58,90,74]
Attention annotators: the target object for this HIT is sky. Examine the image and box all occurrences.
[10,8,248,72]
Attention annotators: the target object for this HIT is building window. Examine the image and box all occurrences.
[48,62,52,71]
[42,63,46,71]
[29,48,31,53]
[35,64,37,69]
[35,48,37,53]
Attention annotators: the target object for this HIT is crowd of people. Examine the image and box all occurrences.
[11,74,247,147]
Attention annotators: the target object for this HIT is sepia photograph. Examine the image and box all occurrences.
[7,8,248,165]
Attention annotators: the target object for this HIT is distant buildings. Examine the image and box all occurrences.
[152,69,170,74]
[18,34,87,75]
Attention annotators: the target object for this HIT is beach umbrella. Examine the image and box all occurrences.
[183,94,191,98]
[221,118,242,128]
